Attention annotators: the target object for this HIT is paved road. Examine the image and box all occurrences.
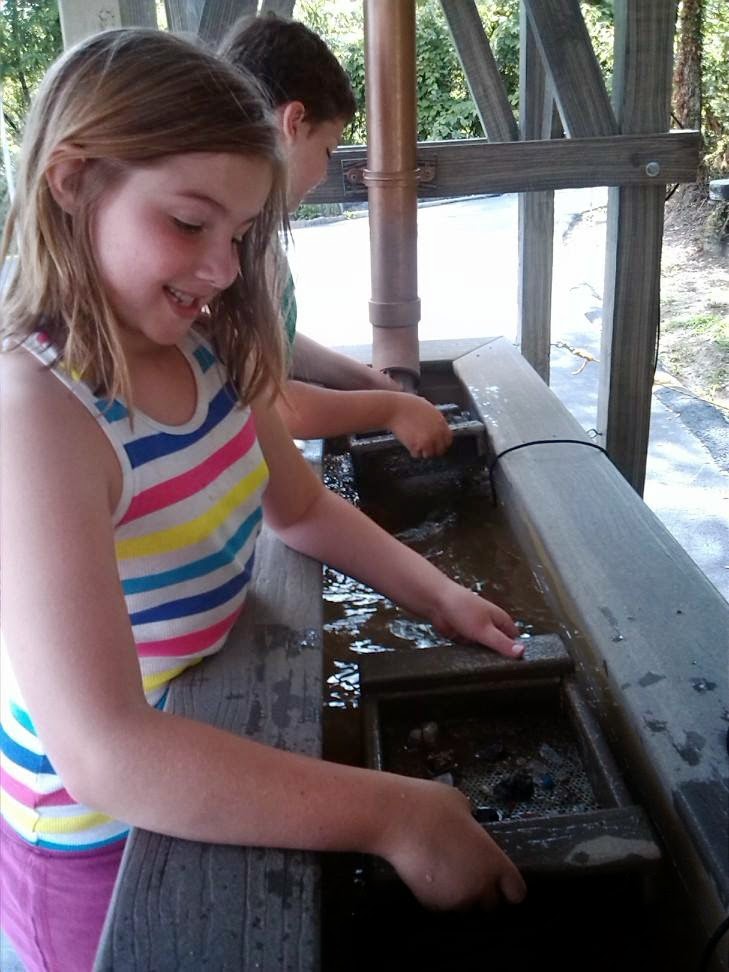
[290,187,729,601]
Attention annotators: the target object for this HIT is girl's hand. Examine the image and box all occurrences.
[380,775,526,910]
[387,395,453,458]
[432,581,524,659]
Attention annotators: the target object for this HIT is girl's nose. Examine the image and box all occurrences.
[198,238,240,292]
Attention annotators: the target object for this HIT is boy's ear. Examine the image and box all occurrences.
[45,152,87,214]
[278,101,308,143]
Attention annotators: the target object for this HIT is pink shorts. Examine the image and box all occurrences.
[0,818,125,972]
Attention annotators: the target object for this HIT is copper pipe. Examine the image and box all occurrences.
[364,0,420,390]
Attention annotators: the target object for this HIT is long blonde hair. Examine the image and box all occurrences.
[0,27,287,406]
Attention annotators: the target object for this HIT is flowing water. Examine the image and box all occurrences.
[321,449,561,768]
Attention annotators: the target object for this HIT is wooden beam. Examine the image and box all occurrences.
[439,0,519,143]
[58,0,122,47]
[523,0,617,137]
[198,0,256,45]
[597,0,679,493]
[164,0,204,32]
[517,2,555,382]
[118,0,157,27]
[307,130,700,204]
[58,0,159,45]
[260,0,296,15]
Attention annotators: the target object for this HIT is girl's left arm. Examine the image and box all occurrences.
[253,395,522,659]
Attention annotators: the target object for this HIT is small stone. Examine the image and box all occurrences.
[406,727,423,749]
[474,805,502,823]
[538,742,564,767]
[475,741,507,762]
[421,721,439,749]
[426,748,457,775]
[494,770,535,803]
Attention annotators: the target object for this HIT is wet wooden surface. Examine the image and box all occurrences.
[454,337,729,932]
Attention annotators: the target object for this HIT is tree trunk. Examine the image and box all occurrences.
[673,0,702,130]
[672,0,705,200]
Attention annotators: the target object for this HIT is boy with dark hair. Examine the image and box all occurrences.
[220,13,453,458]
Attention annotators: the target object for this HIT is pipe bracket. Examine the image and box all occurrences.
[343,159,437,192]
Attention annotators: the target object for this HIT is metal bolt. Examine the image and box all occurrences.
[645,161,661,177]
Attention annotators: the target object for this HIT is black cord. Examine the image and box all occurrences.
[698,913,729,972]
[487,438,608,505]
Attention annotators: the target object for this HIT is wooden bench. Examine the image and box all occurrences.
[95,443,324,972]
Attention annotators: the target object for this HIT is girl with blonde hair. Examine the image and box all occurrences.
[0,27,524,972]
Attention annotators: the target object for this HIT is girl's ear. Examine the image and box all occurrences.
[45,153,87,214]
[278,101,308,145]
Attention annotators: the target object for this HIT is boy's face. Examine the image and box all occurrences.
[280,103,344,212]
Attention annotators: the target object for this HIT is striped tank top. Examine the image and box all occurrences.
[0,329,269,850]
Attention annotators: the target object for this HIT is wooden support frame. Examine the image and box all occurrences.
[522,0,617,137]
[439,0,519,143]
[197,0,256,45]
[517,2,556,382]
[309,130,700,204]
[597,0,678,493]
[164,0,203,32]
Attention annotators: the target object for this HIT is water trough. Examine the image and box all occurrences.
[96,337,728,972]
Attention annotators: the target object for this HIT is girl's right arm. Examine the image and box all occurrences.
[0,351,524,911]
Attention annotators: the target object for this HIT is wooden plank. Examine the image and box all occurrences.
[597,0,679,493]
[439,0,519,143]
[517,3,555,381]
[96,485,325,969]
[261,0,296,15]
[164,0,204,32]
[118,0,157,27]
[489,806,661,876]
[306,130,700,203]
[359,633,571,694]
[453,337,729,933]
[57,0,121,47]
[198,0,256,45]
[523,0,617,137]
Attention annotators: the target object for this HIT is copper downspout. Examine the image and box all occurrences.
[364,0,420,391]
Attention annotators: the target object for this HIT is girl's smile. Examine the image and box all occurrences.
[91,152,273,354]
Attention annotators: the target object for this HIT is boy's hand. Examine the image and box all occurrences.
[431,582,524,659]
[380,775,526,910]
[387,395,453,458]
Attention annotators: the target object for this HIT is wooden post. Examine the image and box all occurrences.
[523,0,617,137]
[260,0,296,15]
[198,0,256,45]
[164,0,204,33]
[439,0,519,143]
[58,0,122,47]
[517,2,555,382]
[58,0,157,47]
[597,0,677,493]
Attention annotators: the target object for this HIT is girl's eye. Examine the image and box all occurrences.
[173,217,203,234]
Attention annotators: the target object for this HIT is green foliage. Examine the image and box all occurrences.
[702,0,729,175]
[414,0,481,140]
[1,0,62,226]
[1,0,62,139]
